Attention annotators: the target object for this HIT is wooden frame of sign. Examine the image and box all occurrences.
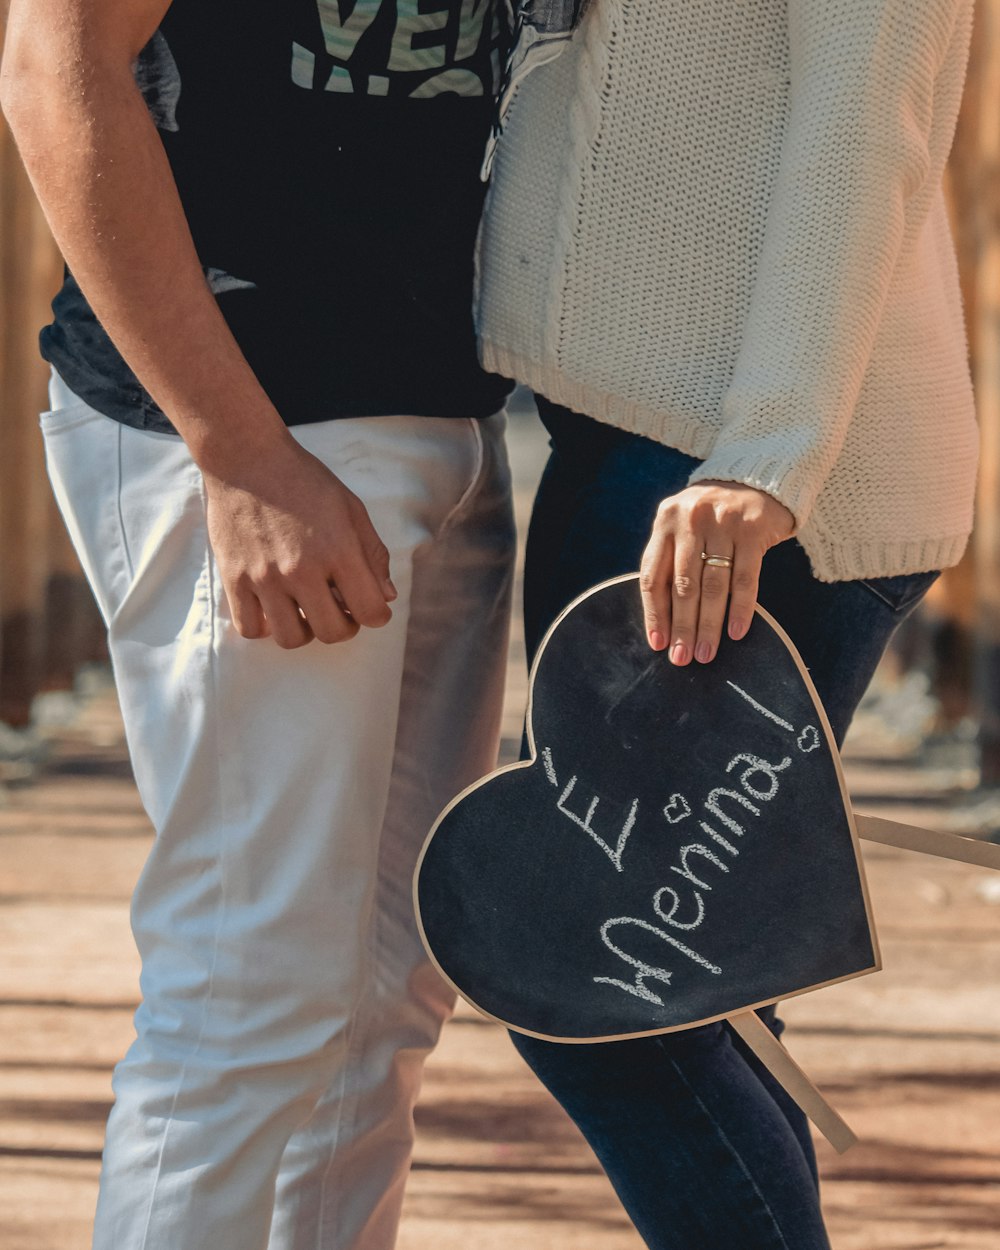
[414,574,1000,1155]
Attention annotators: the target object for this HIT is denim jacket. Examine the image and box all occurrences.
[483,0,590,176]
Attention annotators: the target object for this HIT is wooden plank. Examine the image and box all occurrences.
[963,3,1000,781]
[0,111,67,723]
[43,497,106,691]
[855,812,1000,871]
[727,1011,857,1154]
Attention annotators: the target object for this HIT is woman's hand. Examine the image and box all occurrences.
[639,481,795,664]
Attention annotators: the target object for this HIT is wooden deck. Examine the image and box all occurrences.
[2,410,999,1249]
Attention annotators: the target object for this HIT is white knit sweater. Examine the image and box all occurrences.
[477,0,979,582]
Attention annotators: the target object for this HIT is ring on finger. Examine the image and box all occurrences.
[328,582,354,618]
[701,551,734,569]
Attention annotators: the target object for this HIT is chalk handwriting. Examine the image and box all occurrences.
[653,884,705,931]
[729,678,823,761]
[726,681,795,732]
[594,916,722,1005]
[541,746,559,787]
[663,793,692,823]
[595,744,796,1006]
[797,725,821,753]
[705,787,761,839]
[586,676,812,1009]
[557,775,638,873]
[670,842,730,890]
[726,752,791,800]
[698,820,739,857]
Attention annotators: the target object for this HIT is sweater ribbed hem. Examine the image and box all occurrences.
[483,341,723,458]
[795,524,970,584]
[483,340,972,583]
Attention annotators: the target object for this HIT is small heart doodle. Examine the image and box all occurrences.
[797,725,821,754]
[663,793,692,824]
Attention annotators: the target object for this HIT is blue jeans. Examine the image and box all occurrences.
[515,398,938,1250]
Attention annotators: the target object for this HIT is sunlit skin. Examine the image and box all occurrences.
[0,0,796,664]
[0,0,396,651]
[639,479,795,666]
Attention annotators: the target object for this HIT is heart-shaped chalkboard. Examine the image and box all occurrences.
[415,574,880,1042]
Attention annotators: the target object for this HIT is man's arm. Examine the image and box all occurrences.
[1,0,395,648]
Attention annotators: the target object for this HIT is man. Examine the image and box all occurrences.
[1,2,514,1246]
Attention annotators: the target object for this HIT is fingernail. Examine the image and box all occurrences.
[670,641,689,665]
[650,630,666,651]
[729,619,747,640]
[695,641,712,663]
[383,577,398,602]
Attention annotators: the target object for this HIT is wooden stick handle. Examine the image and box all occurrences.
[855,813,1000,870]
[728,1011,857,1154]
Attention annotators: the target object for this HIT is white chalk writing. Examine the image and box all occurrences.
[698,820,739,857]
[557,775,638,873]
[595,743,794,1004]
[582,678,815,1009]
[797,725,821,753]
[725,752,791,800]
[705,787,761,839]
[663,793,692,823]
[653,884,705,931]
[670,842,730,890]
[725,681,795,732]
[594,916,722,1005]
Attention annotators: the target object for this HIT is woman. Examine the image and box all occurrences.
[476,1,978,1246]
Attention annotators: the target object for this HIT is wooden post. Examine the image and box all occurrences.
[967,1,1000,783]
[0,112,70,724]
[43,495,107,692]
[904,14,995,736]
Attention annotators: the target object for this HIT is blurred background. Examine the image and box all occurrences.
[1,5,1000,1250]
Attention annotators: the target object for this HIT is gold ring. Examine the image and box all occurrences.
[701,552,734,568]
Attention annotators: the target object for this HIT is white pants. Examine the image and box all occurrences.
[40,373,514,1250]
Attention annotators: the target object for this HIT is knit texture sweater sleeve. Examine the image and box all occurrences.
[688,0,972,527]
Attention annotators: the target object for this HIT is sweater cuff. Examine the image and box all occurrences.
[687,445,822,530]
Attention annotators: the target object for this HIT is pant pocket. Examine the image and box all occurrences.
[858,569,941,614]
[39,401,106,436]
[41,403,135,626]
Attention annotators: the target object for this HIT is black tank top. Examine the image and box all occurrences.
[40,0,513,433]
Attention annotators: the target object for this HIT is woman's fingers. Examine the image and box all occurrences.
[668,534,704,665]
[640,482,789,662]
[639,525,674,651]
[694,544,735,663]
[727,546,762,642]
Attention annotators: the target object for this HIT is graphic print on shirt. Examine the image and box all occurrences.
[292,0,504,97]
[133,31,181,131]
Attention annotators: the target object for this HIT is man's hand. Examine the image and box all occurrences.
[204,437,396,650]
[2,0,398,650]
[639,481,795,664]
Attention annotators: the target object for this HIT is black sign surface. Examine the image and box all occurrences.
[415,575,879,1042]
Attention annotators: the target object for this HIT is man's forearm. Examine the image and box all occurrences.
[0,15,292,475]
[2,2,396,653]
